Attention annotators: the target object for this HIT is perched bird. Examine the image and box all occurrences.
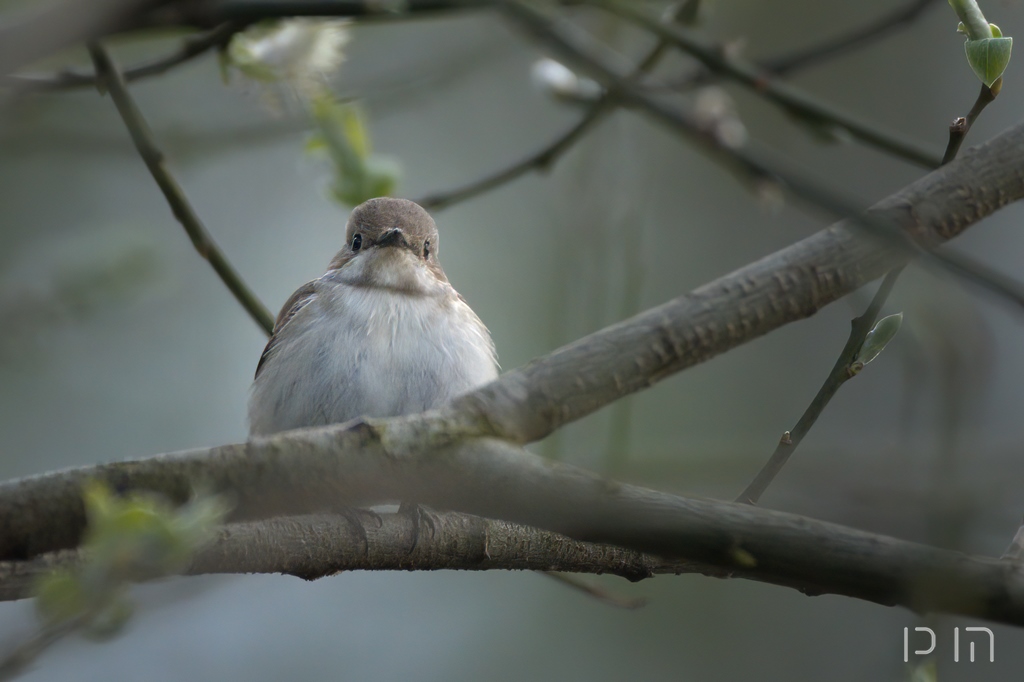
[248,197,498,436]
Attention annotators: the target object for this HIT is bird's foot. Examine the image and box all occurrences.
[337,507,381,557]
[398,502,437,552]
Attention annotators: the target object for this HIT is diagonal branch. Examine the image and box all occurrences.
[589,0,943,168]
[736,267,904,504]
[763,0,940,75]
[497,0,1024,313]
[418,0,941,211]
[738,67,1001,505]
[88,41,275,335]
[2,120,1024,624]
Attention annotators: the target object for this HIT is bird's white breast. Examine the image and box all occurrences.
[248,279,497,436]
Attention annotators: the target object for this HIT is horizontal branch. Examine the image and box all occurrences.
[3,120,1024,623]
[3,23,237,92]
[152,0,481,30]
[5,436,1024,625]
[0,510,702,601]
[3,122,1024,550]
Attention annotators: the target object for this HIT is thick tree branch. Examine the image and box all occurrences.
[5,436,1024,625]
[3,120,1024,623]
[0,510,702,602]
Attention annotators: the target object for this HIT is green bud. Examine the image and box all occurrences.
[852,312,903,374]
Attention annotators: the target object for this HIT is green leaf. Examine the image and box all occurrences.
[965,36,1013,86]
[35,571,87,625]
[308,95,402,207]
[852,312,903,373]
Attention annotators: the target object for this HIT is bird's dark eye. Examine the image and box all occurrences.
[423,240,431,258]
[352,234,362,251]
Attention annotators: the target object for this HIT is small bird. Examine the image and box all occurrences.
[248,197,498,437]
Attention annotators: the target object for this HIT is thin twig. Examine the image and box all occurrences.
[4,23,238,92]
[591,0,943,168]
[417,106,606,210]
[763,0,939,75]
[737,74,1000,505]
[87,41,275,336]
[942,81,999,164]
[419,0,941,211]
[736,268,904,504]
[498,0,1024,314]
[417,19,674,210]
[541,572,648,609]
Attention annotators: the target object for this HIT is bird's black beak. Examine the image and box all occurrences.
[376,228,409,249]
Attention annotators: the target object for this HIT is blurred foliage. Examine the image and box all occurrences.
[907,658,937,682]
[35,482,228,638]
[307,94,400,207]
[221,18,351,101]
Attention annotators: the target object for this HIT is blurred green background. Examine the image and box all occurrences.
[2,0,1024,679]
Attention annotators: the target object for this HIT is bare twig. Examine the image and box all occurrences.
[541,573,648,609]
[942,81,1000,165]
[417,101,607,210]
[417,15,674,210]
[4,23,238,92]
[88,42,275,335]
[497,0,1024,313]
[419,0,941,211]
[736,268,904,504]
[738,72,999,504]
[590,0,943,168]
[763,0,940,75]
[168,0,481,30]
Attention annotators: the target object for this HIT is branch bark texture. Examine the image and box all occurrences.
[3,122,1024,623]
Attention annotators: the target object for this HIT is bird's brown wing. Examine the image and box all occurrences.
[254,280,317,379]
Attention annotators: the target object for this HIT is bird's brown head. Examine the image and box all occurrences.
[329,197,448,291]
